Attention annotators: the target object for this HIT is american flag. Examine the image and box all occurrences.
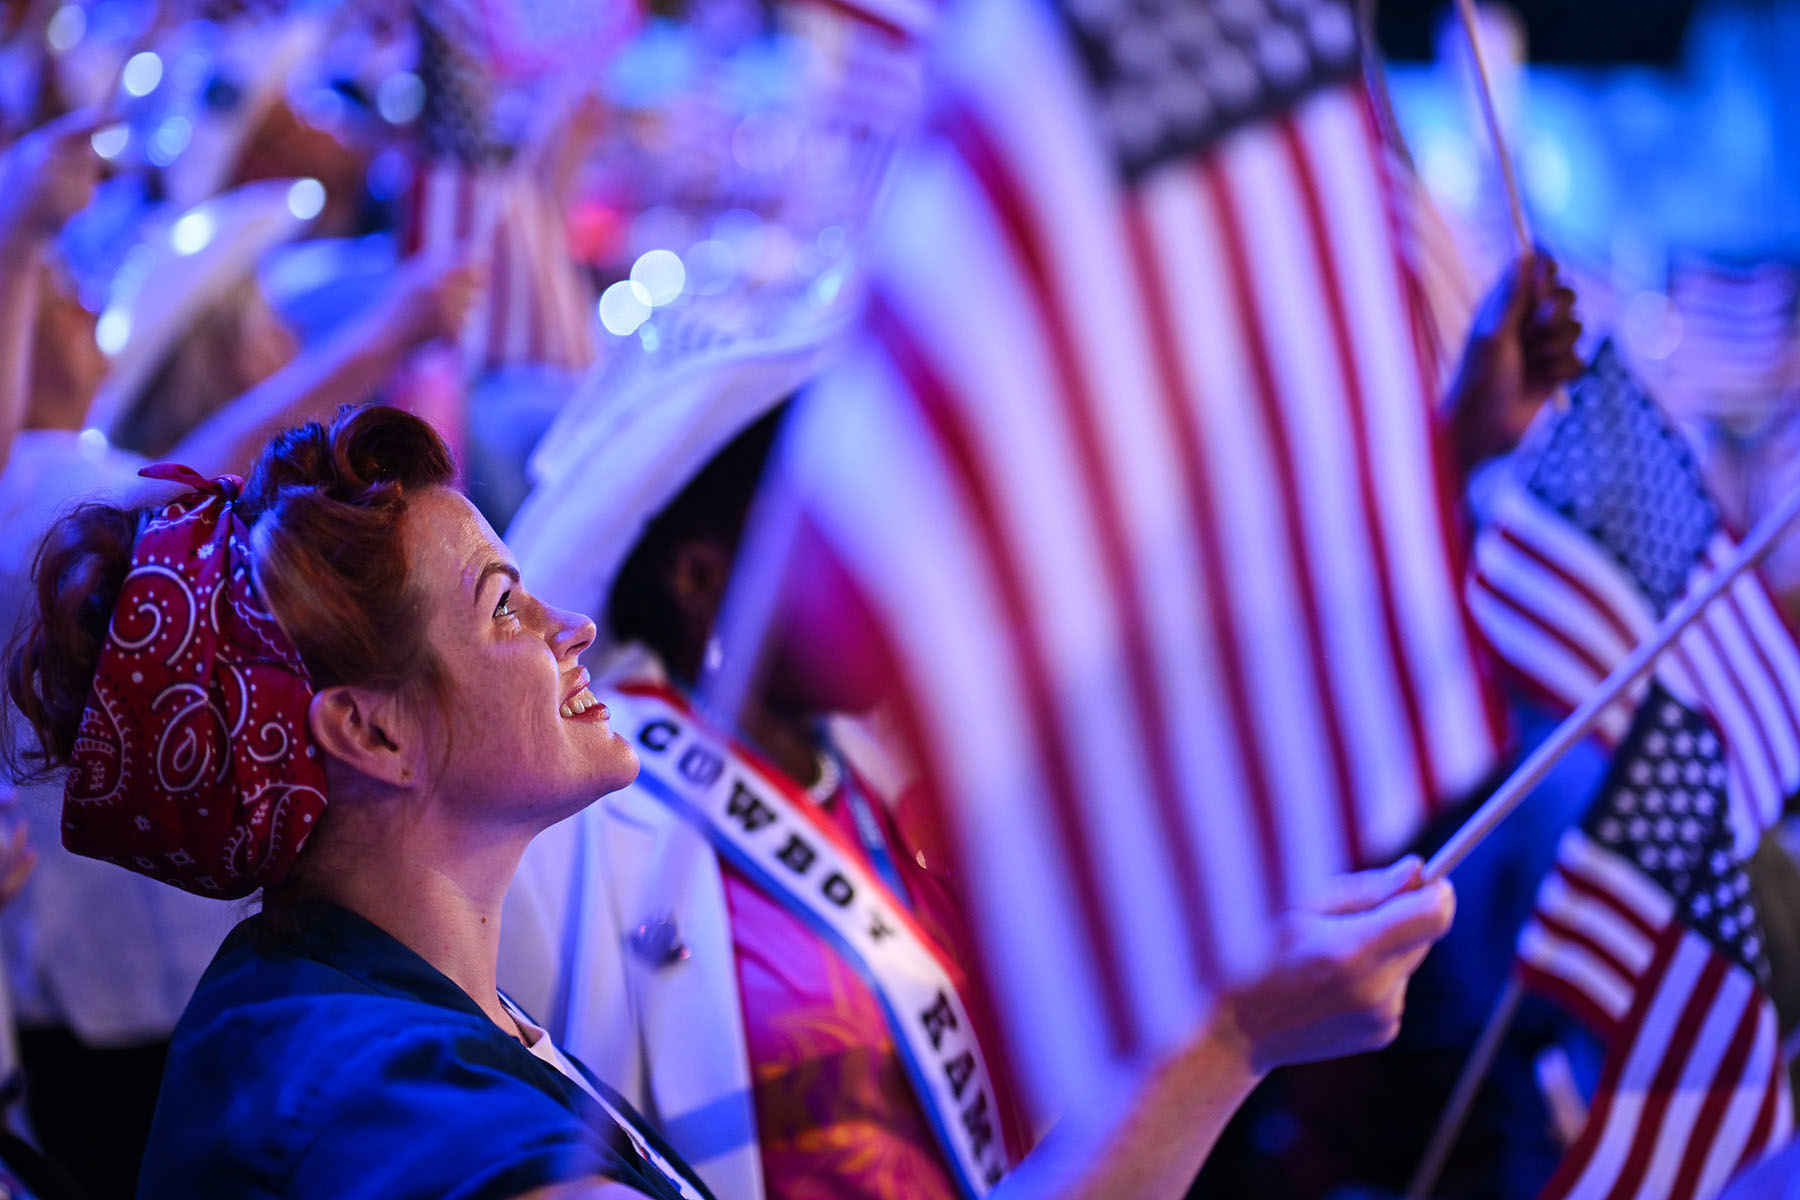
[1381,142,1482,392]
[1660,256,1800,424]
[1467,340,1800,852]
[1516,686,1791,1199]
[777,0,1506,1115]
[782,0,935,232]
[404,0,596,374]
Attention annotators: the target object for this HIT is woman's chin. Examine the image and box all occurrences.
[590,739,640,798]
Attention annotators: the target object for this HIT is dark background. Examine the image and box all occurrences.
[1373,0,1706,63]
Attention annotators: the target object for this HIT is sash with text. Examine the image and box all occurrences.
[617,686,1011,1196]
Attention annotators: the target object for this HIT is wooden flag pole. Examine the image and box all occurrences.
[1426,479,1800,884]
[1451,0,1532,252]
[1448,0,1581,416]
[1403,977,1525,1200]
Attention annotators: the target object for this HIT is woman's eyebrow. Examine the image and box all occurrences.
[473,561,521,607]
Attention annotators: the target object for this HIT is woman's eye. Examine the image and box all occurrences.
[493,591,519,621]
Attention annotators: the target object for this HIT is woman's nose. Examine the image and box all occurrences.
[549,606,598,661]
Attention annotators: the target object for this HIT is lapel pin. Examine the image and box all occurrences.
[630,914,690,967]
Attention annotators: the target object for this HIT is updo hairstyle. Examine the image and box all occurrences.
[7,405,456,777]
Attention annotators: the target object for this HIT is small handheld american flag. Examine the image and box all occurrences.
[1469,340,1800,851]
[405,0,596,374]
[1518,685,1791,1199]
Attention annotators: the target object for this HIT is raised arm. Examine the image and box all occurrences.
[0,109,105,473]
[993,858,1455,1200]
[166,250,483,478]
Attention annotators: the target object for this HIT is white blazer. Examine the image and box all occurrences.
[500,781,766,1200]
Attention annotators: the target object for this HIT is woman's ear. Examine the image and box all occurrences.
[307,686,423,790]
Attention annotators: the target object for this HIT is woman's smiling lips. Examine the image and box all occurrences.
[558,667,605,720]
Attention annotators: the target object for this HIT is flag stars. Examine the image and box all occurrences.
[1587,685,1768,978]
[1065,0,1362,176]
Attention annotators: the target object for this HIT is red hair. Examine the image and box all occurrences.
[7,405,456,776]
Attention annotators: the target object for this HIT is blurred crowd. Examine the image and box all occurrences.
[0,0,1794,1198]
[0,0,899,1196]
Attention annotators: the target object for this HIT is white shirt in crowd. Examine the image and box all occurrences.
[0,430,239,1050]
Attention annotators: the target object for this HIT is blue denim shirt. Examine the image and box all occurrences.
[139,899,710,1200]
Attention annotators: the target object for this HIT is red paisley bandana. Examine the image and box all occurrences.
[63,464,327,898]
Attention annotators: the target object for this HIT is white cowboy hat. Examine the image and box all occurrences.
[505,318,849,653]
[86,178,320,437]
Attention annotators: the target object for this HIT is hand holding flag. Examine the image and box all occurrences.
[1443,252,1584,479]
[1221,857,1455,1074]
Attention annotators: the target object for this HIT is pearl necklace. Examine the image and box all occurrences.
[807,749,841,805]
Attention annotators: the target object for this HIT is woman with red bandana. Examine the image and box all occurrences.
[8,404,1449,1200]
[8,407,706,1200]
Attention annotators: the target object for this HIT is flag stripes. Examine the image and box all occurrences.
[782,0,1507,1116]
[1535,915,1787,1200]
[1663,257,1799,419]
[1512,680,1791,1199]
[944,104,1223,989]
[406,1,596,376]
[1379,144,1482,392]
[1518,831,1674,1038]
[404,167,596,373]
[871,297,1149,1052]
[1473,470,1800,851]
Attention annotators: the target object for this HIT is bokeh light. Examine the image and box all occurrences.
[171,211,215,256]
[286,178,327,221]
[598,280,652,336]
[122,52,164,98]
[629,250,686,307]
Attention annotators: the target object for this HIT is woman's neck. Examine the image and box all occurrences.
[304,804,532,1037]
